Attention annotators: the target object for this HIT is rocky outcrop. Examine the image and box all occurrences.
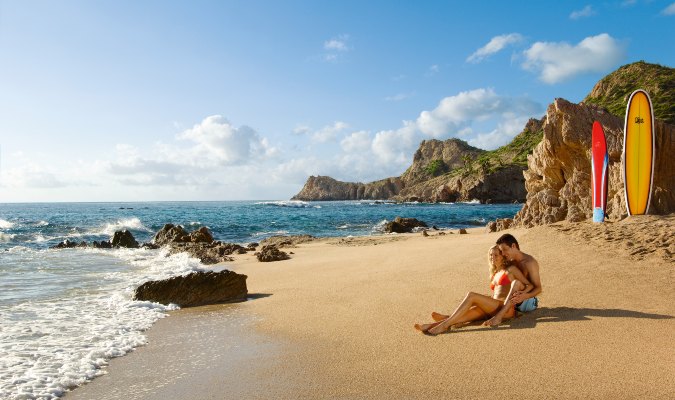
[292,176,402,201]
[255,245,291,262]
[51,230,141,249]
[513,98,674,227]
[486,218,513,233]
[293,123,543,203]
[399,139,485,185]
[134,270,248,307]
[384,217,428,233]
[111,230,139,248]
[153,224,246,264]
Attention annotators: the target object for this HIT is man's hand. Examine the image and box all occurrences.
[510,291,526,304]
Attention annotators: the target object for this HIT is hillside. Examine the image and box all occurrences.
[583,61,675,124]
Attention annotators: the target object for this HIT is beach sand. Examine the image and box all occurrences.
[67,216,675,399]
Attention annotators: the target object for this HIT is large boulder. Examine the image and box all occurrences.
[513,98,674,227]
[384,217,428,233]
[255,245,291,262]
[153,224,190,246]
[134,270,248,307]
[111,230,139,248]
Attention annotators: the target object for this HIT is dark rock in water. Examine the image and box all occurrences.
[51,240,79,249]
[255,245,290,262]
[153,224,191,246]
[189,227,214,243]
[259,235,316,248]
[134,270,248,307]
[384,217,428,233]
[141,243,160,250]
[93,240,112,249]
[111,230,139,248]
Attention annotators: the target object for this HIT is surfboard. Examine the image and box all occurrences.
[591,121,608,222]
[623,89,655,216]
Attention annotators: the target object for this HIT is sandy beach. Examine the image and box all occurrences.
[67,215,675,399]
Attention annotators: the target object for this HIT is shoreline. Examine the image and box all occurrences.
[66,217,675,399]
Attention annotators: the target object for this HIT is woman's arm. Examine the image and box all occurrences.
[483,267,532,327]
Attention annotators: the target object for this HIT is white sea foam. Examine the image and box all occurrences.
[371,219,389,233]
[255,201,313,208]
[0,232,16,242]
[462,199,481,204]
[0,248,203,400]
[99,217,153,236]
[35,220,50,227]
[252,230,290,237]
[0,219,15,229]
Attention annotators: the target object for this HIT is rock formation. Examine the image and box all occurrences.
[111,230,139,248]
[153,224,247,264]
[292,131,543,203]
[134,270,248,307]
[513,98,674,227]
[292,176,402,201]
[259,235,316,248]
[255,245,291,262]
[383,217,428,233]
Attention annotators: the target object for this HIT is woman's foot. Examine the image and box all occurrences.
[414,322,439,333]
[427,321,449,335]
[431,312,449,321]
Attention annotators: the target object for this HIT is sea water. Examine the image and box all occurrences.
[0,201,521,399]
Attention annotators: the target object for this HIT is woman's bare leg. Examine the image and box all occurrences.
[431,312,449,321]
[428,292,503,335]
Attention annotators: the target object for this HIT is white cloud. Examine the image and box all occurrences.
[662,3,675,15]
[179,115,277,165]
[467,33,524,63]
[428,64,440,74]
[415,88,541,138]
[570,5,596,20]
[522,33,625,84]
[311,121,349,143]
[324,35,350,51]
[292,124,311,135]
[0,163,67,189]
[340,131,371,153]
[321,34,351,62]
[467,117,531,149]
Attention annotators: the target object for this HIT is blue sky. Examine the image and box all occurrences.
[1,0,674,202]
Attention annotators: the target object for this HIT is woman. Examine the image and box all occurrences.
[414,245,532,335]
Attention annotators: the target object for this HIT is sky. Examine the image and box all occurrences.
[1,0,674,202]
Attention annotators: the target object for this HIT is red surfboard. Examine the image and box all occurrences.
[591,121,608,222]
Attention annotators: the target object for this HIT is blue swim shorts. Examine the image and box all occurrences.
[516,297,539,313]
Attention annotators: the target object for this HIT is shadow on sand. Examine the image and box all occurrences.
[444,307,673,334]
[246,293,273,301]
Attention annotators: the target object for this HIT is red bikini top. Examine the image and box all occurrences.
[490,271,512,291]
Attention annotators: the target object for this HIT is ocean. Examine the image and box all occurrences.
[0,200,521,399]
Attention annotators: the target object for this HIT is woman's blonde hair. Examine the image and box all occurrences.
[488,245,505,279]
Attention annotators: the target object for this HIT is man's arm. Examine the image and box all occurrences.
[510,257,542,304]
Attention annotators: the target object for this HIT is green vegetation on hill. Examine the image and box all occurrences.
[583,61,675,125]
[447,124,544,177]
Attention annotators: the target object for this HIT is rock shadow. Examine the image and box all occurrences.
[246,293,273,301]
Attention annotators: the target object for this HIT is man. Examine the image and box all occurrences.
[484,233,542,326]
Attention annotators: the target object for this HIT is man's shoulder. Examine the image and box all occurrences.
[520,252,540,270]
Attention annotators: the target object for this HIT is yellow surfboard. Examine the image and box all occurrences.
[623,89,655,216]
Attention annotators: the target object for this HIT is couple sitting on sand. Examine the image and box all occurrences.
[415,233,542,335]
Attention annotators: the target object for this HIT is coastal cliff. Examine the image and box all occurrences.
[292,132,540,203]
[293,61,674,214]
[514,99,674,227]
